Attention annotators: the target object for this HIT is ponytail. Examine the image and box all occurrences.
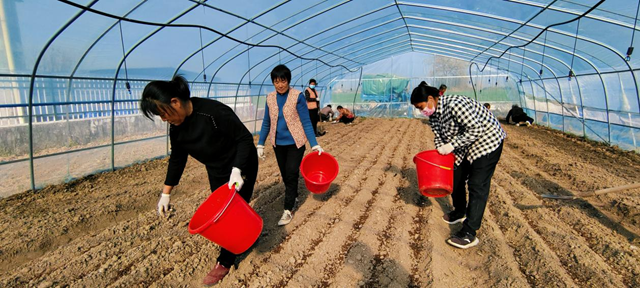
[410,82,439,105]
[170,75,190,101]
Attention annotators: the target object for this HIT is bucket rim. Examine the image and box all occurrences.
[413,150,454,171]
[188,184,236,234]
[300,152,339,185]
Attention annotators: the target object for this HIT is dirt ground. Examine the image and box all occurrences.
[1,117,639,287]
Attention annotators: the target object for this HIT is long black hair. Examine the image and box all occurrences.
[410,81,440,104]
[140,75,190,120]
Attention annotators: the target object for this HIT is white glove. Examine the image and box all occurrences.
[257,145,265,160]
[311,145,324,155]
[229,167,244,191]
[437,143,455,155]
[157,193,171,217]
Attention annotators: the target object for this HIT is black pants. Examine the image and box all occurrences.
[309,108,319,135]
[451,142,503,236]
[320,113,332,122]
[207,150,259,268]
[339,116,354,124]
[274,144,306,211]
[513,114,534,124]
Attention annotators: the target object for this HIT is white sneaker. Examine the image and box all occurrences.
[278,210,293,226]
[515,123,520,127]
[526,121,532,126]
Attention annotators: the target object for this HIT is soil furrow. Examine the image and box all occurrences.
[242,119,412,287]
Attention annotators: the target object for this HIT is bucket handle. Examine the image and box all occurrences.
[414,155,452,171]
[213,186,237,223]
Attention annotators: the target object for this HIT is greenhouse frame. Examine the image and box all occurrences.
[0,0,639,196]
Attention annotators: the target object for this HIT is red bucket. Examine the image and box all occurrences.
[413,150,455,197]
[300,152,339,194]
[188,184,263,254]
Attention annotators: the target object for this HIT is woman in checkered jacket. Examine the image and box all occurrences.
[411,81,506,250]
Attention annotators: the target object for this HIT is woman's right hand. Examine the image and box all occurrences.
[157,193,171,217]
[257,145,266,160]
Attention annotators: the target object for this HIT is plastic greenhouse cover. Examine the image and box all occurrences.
[361,74,410,98]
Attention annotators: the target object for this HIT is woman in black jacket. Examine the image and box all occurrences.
[140,75,258,286]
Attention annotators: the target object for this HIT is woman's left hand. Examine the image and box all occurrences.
[312,145,324,155]
[228,167,244,191]
[437,143,455,155]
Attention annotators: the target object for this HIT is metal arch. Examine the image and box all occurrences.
[394,0,414,52]
[398,3,634,74]
[306,29,569,88]
[65,1,150,141]
[277,16,404,66]
[308,18,405,53]
[290,34,410,87]
[107,2,204,168]
[237,21,406,93]
[398,1,623,66]
[289,15,612,89]
[27,0,100,191]
[404,15,612,69]
[292,45,414,87]
[285,25,408,70]
[410,33,603,77]
[241,21,407,89]
[290,39,412,87]
[506,0,640,30]
[399,3,639,108]
[184,1,317,83]
[173,0,292,81]
[205,0,372,82]
[410,31,577,75]
[406,22,614,73]
[313,45,415,84]
[518,63,612,143]
[192,0,362,75]
[412,44,580,124]
[407,22,607,70]
[208,3,400,97]
[67,1,148,82]
[227,13,406,102]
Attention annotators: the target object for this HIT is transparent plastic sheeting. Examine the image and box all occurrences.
[3,0,640,196]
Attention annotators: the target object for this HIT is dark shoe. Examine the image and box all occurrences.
[442,211,466,224]
[202,263,230,286]
[446,231,479,249]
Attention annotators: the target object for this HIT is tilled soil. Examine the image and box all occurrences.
[0,118,639,287]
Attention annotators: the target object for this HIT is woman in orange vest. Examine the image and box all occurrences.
[305,78,322,136]
[257,64,325,226]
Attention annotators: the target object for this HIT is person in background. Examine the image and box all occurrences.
[410,81,506,249]
[320,104,334,122]
[257,65,325,226]
[335,105,355,124]
[140,75,258,286]
[439,84,448,96]
[506,104,534,126]
[305,79,324,136]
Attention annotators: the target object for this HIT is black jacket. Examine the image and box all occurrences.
[164,98,255,186]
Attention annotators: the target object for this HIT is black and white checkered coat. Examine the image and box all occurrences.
[429,94,506,166]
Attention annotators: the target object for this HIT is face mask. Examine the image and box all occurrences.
[310,85,316,89]
[421,106,435,117]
